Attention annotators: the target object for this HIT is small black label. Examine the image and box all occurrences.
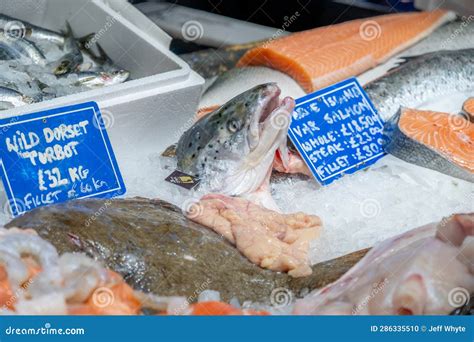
[165,170,200,190]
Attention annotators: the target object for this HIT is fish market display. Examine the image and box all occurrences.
[364,49,474,121]
[187,194,322,277]
[7,198,366,304]
[176,83,295,210]
[0,15,129,109]
[385,107,473,182]
[294,213,474,315]
[237,10,454,92]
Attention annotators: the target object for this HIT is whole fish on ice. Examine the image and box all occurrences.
[0,15,129,109]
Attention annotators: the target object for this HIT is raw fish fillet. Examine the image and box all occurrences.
[237,10,455,92]
[186,194,322,277]
[294,213,474,315]
[385,107,474,182]
[463,97,474,120]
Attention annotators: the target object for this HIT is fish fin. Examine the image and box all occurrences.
[77,33,96,47]
[386,56,420,73]
[63,21,74,38]
[96,43,111,64]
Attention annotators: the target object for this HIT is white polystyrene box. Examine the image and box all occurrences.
[0,0,205,207]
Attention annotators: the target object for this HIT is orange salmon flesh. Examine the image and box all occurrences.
[237,10,454,92]
[398,108,474,173]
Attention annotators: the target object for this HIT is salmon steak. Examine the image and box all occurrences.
[463,97,474,121]
[237,10,455,92]
[385,107,474,182]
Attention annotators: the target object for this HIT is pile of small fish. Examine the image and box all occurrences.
[0,14,129,110]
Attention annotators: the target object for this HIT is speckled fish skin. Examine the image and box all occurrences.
[364,49,474,121]
[176,83,279,177]
[384,108,474,183]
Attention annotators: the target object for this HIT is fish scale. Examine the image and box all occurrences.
[364,49,474,121]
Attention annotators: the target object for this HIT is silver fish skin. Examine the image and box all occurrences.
[0,14,65,46]
[364,49,474,121]
[176,83,294,199]
[384,108,474,183]
[402,18,474,57]
[0,34,46,65]
[0,86,34,108]
[74,70,129,88]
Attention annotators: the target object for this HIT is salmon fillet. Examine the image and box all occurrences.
[238,10,455,92]
[398,108,474,173]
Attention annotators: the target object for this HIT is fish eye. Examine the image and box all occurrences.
[227,119,242,133]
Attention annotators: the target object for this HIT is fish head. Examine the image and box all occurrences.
[53,58,74,75]
[177,83,294,196]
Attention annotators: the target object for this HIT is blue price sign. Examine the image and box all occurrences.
[0,101,125,216]
[288,78,385,185]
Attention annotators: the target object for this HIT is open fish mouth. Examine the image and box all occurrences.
[225,89,295,197]
[247,83,295,157]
